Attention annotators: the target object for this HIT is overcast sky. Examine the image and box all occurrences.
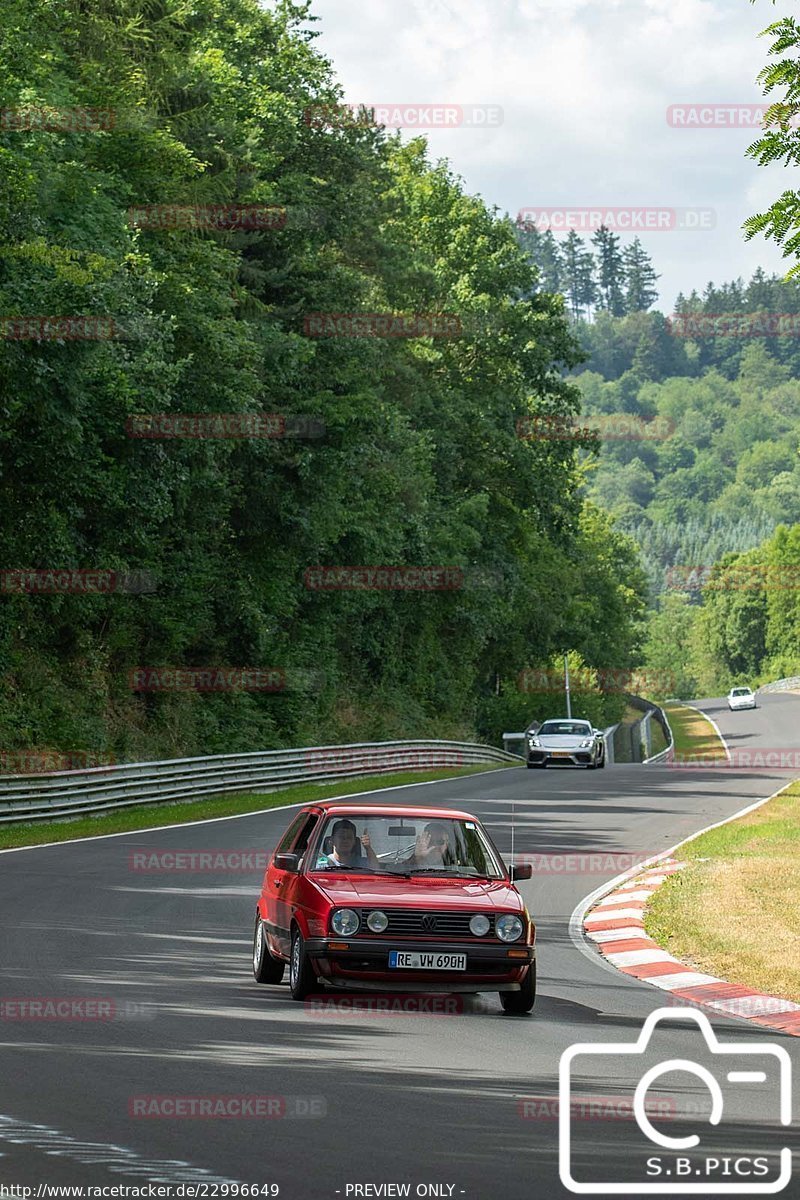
[298,0,794,310]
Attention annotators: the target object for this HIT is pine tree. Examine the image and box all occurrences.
[538,231,564,294]
[515,225,563,296]
[562,231,596,320]
[622,238,660,311]
[592,225,626,316]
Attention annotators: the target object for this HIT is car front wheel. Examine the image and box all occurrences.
[253,915,285,984]
[289,928,317,1001]
[500,962,536,1015]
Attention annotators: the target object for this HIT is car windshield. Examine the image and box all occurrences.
[538,721,592,736]
[731,688,752,696]
[308,814,504,878]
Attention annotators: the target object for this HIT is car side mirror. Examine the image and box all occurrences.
[274,852,300,872]
[593,729,602,737]
[509,864,532,882]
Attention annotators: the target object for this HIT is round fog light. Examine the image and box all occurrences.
[367,910,389,933]
[469,914,491,936]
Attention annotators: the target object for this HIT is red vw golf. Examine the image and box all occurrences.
[252,801,536,1013]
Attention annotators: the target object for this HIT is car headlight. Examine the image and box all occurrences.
[331,908,360,936]
[496,914,524,942]
[469,914,491,936]
[366,910,388,933]
[528,735,541,748]
[580,737,594,748]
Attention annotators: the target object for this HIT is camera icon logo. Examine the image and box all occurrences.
[559,1007,792,1194]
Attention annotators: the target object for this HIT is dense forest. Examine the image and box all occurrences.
[546,275,800,695]
[0,0,646,760]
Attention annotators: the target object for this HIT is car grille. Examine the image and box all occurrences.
[358,908,495,938]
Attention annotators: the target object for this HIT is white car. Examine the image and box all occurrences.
[526,719,605,769]
[727,686,757,711]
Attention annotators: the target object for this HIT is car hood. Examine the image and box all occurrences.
[310,875,523,911]
[534,734,591,748]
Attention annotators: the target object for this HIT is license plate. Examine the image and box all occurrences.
[388,951,467,971]
[551,751,571,758]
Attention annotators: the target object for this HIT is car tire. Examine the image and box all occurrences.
[598,756,605,769]
[289,927,316,1001]
[253,915,285,984]
[500,962,536,1015]
[586,762,596,770]
[527,761,544,769]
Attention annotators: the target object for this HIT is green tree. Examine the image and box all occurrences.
[623,238,660,312]
[562,230,597,320]
[743,9,800,275]
[592,225,626,316]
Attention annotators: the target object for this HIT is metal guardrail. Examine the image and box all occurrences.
[0,741,523,824]
[614,694,674,765]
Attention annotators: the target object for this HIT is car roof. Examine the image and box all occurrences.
[309,801,477,821]
[540,717,591,726]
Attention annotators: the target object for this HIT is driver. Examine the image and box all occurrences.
[316,819,380,870]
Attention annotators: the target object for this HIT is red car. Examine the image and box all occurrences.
[252,801,536,1013]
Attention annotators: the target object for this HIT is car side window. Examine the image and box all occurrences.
[275,813,309,856]
[294,814,320,861]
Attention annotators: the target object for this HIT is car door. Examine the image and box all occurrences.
[264,810,321,958]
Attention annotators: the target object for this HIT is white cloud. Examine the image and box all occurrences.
[302,0,792,305]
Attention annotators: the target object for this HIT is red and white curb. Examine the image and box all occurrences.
[584,857,800,1036]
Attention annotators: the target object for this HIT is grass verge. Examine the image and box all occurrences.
[662,701,727,762]
[644,780,800,1002]
[0,762,510,852]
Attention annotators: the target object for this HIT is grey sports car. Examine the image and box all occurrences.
[526,719,605,769]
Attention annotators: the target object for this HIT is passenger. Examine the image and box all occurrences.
[407,821,451,867]
[317,819,379,870]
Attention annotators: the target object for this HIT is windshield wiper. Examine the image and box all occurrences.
[406,868,493,878]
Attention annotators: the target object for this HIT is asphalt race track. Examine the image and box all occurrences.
[1,693,798,1198]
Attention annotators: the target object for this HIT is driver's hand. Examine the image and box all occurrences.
[415,831,432,859]
[361,829,371,850]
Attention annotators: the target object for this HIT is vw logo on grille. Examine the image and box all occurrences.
[421,914,437,932]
